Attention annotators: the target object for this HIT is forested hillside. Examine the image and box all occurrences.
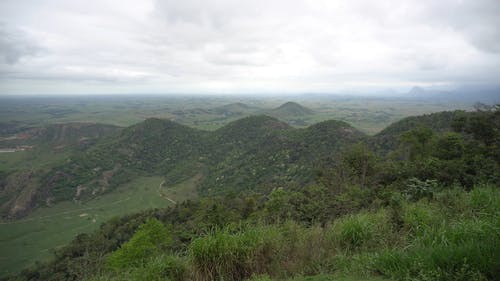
[4,107,499,281]
[1,115,364,218]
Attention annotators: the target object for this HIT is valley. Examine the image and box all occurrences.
[0,175,200,276]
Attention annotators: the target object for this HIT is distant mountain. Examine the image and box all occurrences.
[454,85,500,103]
[408,86,427,96]
[406,85,500,103]
[269,102,314,118]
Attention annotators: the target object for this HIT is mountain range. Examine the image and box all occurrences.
[1,105,472,219]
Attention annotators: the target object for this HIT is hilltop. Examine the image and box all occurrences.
[372,110,465,151]
[0,115,364,219]
[268,101,314,118]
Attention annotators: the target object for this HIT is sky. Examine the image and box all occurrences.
[0,0,499,95]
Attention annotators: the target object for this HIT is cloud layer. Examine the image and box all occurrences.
[1,0,499,94]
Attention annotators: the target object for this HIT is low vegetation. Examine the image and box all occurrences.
[18,185,497,281]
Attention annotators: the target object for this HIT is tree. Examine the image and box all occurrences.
[106,218,172,269]
[434,132,464,160]
[400,126,434,161]
[342,142,378,188]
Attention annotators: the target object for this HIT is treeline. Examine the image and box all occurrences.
[7,107,500,281]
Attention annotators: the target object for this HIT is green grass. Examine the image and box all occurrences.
[0,175,199,277]
[327,210,392,253]
[189,225,283,281]
[187,187,499,281]
[160,172,201,202]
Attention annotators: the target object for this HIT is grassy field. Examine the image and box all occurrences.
[160,173,202,203]
[0,175,199,277]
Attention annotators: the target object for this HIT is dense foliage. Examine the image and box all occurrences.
[6,107,499,281]
[2,115,366,218]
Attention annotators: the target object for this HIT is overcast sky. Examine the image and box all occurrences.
[0,0,499,95]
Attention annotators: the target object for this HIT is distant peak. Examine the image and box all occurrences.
[276,101,304,108]
[408,86,426,95]
[272,102,314,116]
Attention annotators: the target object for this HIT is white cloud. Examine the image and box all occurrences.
[0,0,499,95]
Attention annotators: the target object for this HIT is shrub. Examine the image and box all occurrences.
[373,238,498,281]
[85,255,187,281]
[468,185,500,218]
[404,178,437,201]
[106,218,172,270]
[433,186,468,218]
[402,201,443,237]
[189,225,283,281]
[129,255,187,281]
[330,252,377,278]
[279,221,329,275]
[374,214,500,281]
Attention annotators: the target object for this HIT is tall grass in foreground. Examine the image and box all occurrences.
[373,186,500,281]
[326,209,394,253]
[189,225,284,281]
[85,186,500,281]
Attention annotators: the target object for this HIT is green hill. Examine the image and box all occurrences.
[372,110,467,151]
[202,116,364,194]
[269,102,314,118]
[0,123,122,218]
[1,115,365,218]
[3,109,497,219]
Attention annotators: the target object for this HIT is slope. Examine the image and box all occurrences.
[1,115,366,219]
[268,101,314,118]
[372,110,466,151]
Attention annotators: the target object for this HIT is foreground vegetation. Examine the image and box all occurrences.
[6,106,498,280]
[13,185,498,281]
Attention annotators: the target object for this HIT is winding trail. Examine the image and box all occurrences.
[158,180,177,204]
